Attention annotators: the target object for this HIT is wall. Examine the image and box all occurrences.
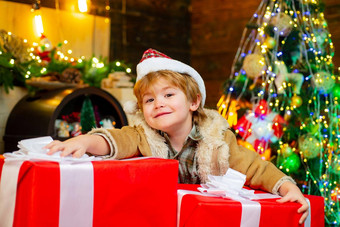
[324,0,340,65]
[109,0,191,71]
[0,87,27,153]
[0,1,110,59]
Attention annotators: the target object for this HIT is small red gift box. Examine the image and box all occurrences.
[178,184,324,227]
[0,158,178,227]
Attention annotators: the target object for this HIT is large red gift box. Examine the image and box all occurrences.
[0,158,178,227]
[178,184,324,227]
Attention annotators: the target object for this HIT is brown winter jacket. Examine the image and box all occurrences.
[90,108,293,194]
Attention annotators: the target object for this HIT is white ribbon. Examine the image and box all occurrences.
[177,189,277,227]
[305,198,311,227]
[0,136,100,227]
[177,190,215,227]
[177,169,283,227]
[0,160,25,227]
[177,190,312,227]
[240,200,261,227]
[59,162,94,227]
[198,168,281,201]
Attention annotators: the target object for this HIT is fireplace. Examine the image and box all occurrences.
[4,87,128,153]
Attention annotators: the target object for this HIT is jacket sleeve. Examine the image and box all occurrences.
[225,129,289,193]
[89,126,152,159]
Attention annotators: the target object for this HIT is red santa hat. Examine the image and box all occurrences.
[136,48,206,106]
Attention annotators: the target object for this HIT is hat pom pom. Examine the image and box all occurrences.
[123,100,139,114]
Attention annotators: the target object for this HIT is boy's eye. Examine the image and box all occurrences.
[145,98,154,103]
[165,93,173,98]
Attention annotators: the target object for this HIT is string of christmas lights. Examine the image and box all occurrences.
[0,30,132,92]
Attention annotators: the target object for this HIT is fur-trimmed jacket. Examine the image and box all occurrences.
[90,108,292,194]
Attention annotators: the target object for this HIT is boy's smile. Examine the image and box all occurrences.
[154,111,172,118]
[141,78,200,137]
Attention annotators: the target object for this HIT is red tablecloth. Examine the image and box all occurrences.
[0,158,179,227]
[177,184,324,227]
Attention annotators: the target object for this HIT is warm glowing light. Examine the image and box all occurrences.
[78,0,88,13]
[96,63,104,68]
[34,14,44,37]
[92,57,99,63]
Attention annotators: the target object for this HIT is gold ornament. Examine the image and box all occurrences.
[298,134,320,159]
[264,37,276,49]
[291,95,302,107]
[281,143,293,157]
[313,71,335,93]
[242,53,265,79]
[270,13,293,36]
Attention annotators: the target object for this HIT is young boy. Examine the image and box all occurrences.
[46,49,309,223]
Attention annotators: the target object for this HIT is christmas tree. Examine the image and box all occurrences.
[217,0,339,224]
[80,96,97,133]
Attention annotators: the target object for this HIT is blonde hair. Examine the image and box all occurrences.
[134,70,206,122]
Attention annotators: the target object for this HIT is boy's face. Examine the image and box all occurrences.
[141,78,200,135]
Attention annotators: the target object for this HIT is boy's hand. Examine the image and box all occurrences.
[44,134,110,158]
[44,135,90,158]
[277,181,309,224]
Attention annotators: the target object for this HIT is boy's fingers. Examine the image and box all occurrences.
[299,211,309,224]
[72,149,85,158]
[276,198,285,203]
[297,198,309,213]
[45,140,63,154]
[276,195,292,203]
[297,203,309,213]
[60,147,76,157]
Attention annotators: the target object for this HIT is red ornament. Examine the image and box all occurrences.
[254,99,270,117]
[272,114,285,138]
[253,139,268,154]
[234,99,286,153]
[234,115,253,139]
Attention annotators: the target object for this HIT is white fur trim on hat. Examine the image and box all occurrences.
[123,100,139,114]
[136,54,206,106]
